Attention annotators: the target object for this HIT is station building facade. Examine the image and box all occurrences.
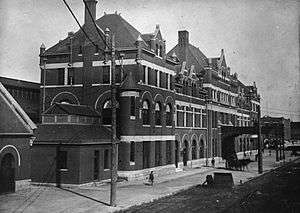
[34,0,260,183]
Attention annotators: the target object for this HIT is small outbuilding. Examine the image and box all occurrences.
[31,103,113,185]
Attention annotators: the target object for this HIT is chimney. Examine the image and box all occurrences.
[84,0,97,26]
[178,30,189,47]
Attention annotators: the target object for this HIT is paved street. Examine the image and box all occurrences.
[121,156,300,213]
[0,150,298,213]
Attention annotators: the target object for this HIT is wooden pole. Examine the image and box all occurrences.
[257,105,263,174]
[110,33,118,207]
[56,144,61,188]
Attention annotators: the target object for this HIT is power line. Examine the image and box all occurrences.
[62,0,98,48]
[82,0,110,50]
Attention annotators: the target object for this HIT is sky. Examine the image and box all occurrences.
[0,0,299,121]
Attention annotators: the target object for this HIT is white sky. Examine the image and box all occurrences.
[0,0,299,121]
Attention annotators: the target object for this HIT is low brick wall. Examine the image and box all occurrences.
[236,149,258,160]
[16,179,31,191]
[118,164,178,181]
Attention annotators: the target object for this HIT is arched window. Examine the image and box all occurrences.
[166,104,172,126]
[192,140,197,160]
[199,139,204,158]
[102,100,112,125]
[155,102,162,126]
[59,99,71,104]
[142,100,150,125]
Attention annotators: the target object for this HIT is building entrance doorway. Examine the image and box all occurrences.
[183,140,189,166]
[175,141,179,168]
[143,141,151,169]
[0,153,15,194]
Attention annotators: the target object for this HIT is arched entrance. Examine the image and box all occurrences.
[175,140,179,168]
[192,140,197,160]
[0,153,15,194]
[199,139,204,158]
[143,141,151,169]
[182,140,189,166]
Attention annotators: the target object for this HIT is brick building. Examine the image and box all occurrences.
[168,31,260,162]
[0,83,36,194]
[33,0,260,184]
[291,122,300,142]
[0,77,40,123]
[261,116,291,142]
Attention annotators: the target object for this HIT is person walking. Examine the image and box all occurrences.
[149,171,154,186]
[211,158,215,168]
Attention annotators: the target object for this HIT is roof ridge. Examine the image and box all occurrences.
[187,45,206,69]
[0,83,37,131]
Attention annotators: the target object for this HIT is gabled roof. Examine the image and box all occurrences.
[44,103,100,117]
[208,57,219,70]
[34,124,112,144]
[0,76,40,90]
[0,83,37,133]
[43,13,150,56]
[219,49,227,68]
[95,13,149,49]
[168,43,208,72]
[141,33,154,41]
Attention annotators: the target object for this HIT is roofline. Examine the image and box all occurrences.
[0,76,40,88]
[0,83,37,131]
[33,141,117,145]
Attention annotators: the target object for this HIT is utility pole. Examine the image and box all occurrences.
[257,105,263,174]
[110,33,118,207]
[42,58,47,113]
[56,143,61,188]
[282,123,285,160]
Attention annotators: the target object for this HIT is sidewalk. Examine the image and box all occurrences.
[0,150,298,213]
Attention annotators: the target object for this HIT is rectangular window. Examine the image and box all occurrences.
[170,76,173,90]
[142,66,146,83]
[102,66,110,84]
[159,71,164,88]
[104,149,109,169]
[186,109,193,127]
[165,73,169,89]
[130,96,135,116]
[195,113,201,127]
[151,69,157,86]
[59,151,67,169]
[202,112,207,128]
[176,109,184,127]
[156,70,160,87]
[67,68,74,85]
[57,68,65,85]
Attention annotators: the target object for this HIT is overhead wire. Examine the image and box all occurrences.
[62,0,99,49]
[82,0,110,50]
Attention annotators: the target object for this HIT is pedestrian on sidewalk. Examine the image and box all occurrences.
[149,171,154,186]
[211,158,215,168]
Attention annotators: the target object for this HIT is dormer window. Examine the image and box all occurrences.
[156,44,159,55]
[79,45,83,55]
[159,45,163,57]
[95,45,99,54]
